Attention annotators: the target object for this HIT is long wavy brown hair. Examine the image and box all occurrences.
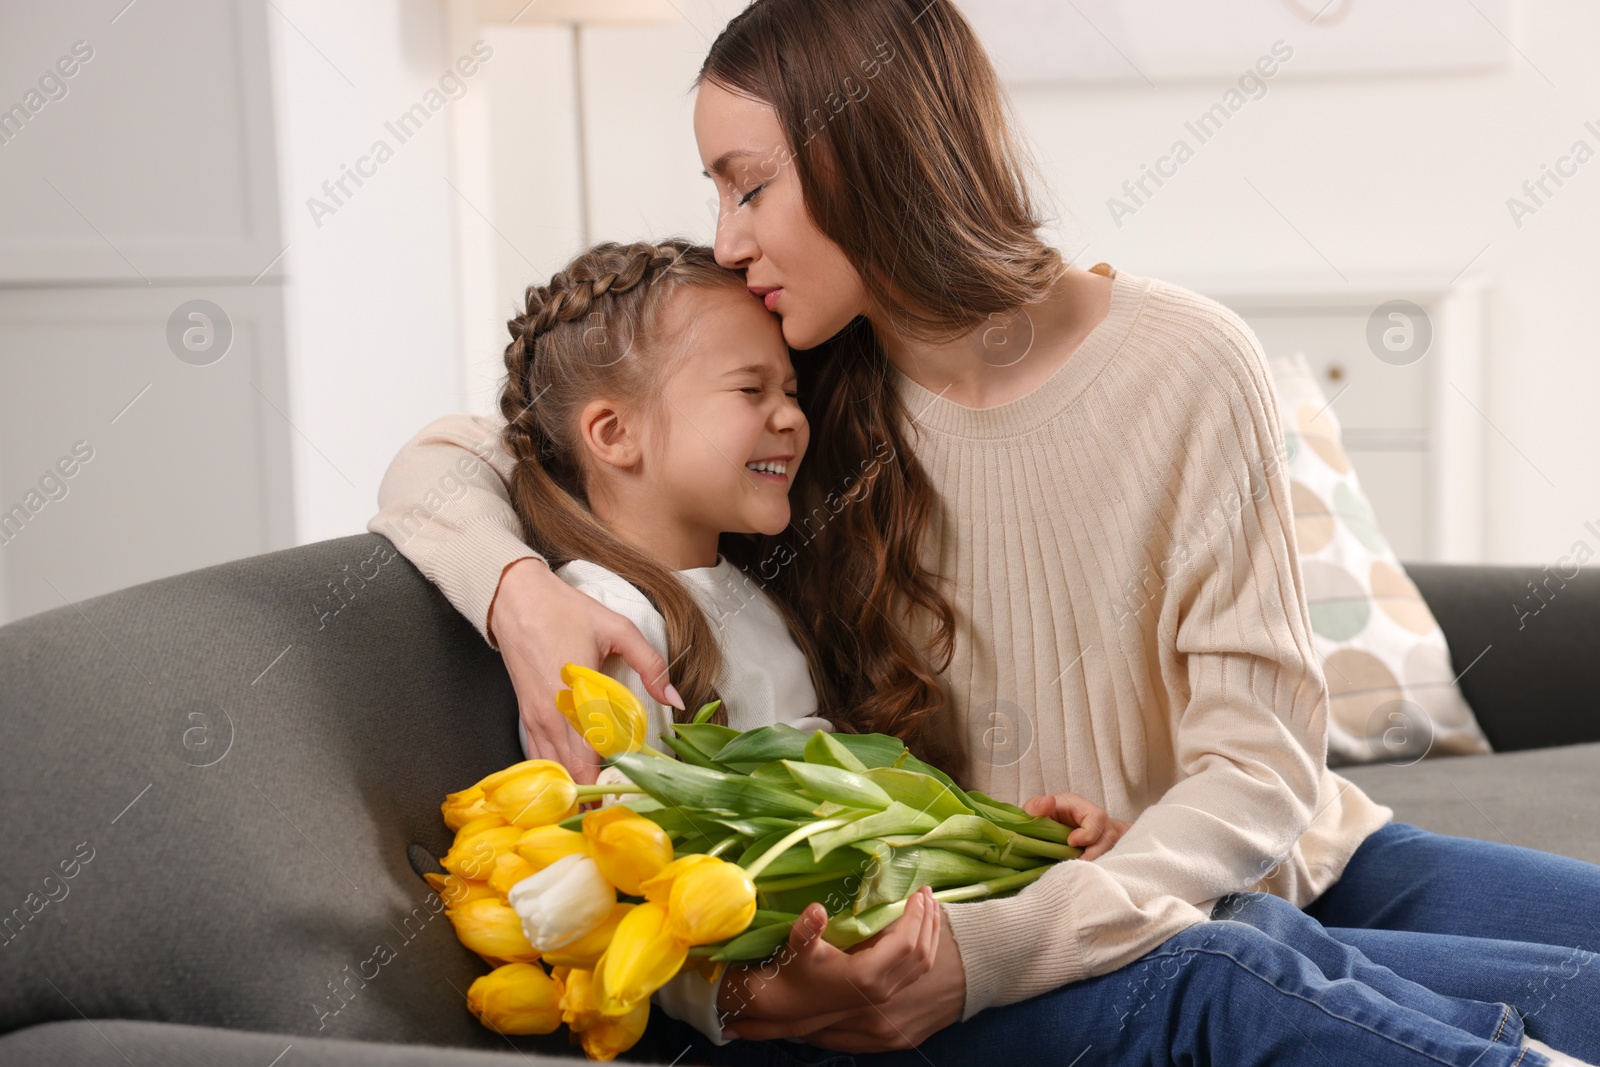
[498,239,833,726]
[698,0,1068,780]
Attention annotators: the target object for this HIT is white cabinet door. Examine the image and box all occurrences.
[0,0,291,624]
[0,285,293,622]
[1198,280,1487,564]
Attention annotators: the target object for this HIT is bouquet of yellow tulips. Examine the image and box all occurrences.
[432,664,1082,1061]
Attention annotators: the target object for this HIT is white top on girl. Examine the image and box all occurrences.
[515,555,833,760]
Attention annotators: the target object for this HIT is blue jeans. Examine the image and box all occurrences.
[633,821,1598,1066]
[1302,820,1600,1058]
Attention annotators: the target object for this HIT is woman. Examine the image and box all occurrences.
[372,2,1600,1063]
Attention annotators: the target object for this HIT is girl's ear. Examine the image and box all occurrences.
[577,397,643,471]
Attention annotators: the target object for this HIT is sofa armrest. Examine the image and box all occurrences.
[1403,562,1600,752]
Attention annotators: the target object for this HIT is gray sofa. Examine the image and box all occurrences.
[3,533,1597,1065]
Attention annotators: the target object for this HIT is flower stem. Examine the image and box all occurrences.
[825,866,1055,949]
[1001,828,1083,861]
[929,864,1051,903]
[742,817,855,880]
[573,783,651,799]
[756,870,844,893]
[706,834,742,859]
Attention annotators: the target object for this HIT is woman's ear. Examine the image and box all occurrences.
[577,397,643,472]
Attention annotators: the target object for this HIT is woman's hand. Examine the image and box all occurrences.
[717,886,965,1051]
[1023,791,1131,861]
[487,557,683,785]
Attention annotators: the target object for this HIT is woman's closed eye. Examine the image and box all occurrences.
[738,183,766,206]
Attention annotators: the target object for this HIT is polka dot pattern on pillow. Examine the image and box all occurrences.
[1269,352,1493,767]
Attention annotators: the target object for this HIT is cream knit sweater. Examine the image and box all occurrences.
[369,266,1394,1020]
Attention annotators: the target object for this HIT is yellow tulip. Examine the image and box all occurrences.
[455,813,509,838]
[686,956,728,985]
[542,901,634,970]
[593,901,688,1016]
[441,785,494,830]
[559,663,648,758]
[583,806,674,896]
[639,854,756,945]
[442,825,525,882]
[579,999,650,1062]
[515,825,590,871]
[558,966,601,1032]
[477,760,579,828]
[425,871,497,907]
[555,967,650,1059]
[638,854,707,904]
[487,852,537,899]
[445,896,540,962]
[506,853,617,951]
[465,962,563,1035]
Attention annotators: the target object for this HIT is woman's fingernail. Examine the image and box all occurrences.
[722,1028,740,1041]
[664,684,685,711]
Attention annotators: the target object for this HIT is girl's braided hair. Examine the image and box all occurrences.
[498,239,831,726]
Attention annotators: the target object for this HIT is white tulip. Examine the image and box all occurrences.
[506,853,615,951]
[595,765,633,809]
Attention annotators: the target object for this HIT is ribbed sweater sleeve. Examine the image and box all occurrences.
[926,279,1334,1018]
[367,411,532,648]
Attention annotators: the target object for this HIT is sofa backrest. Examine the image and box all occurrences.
[6,534,1595,1051]
[1406,562,1600,752]
[0,534,572,1055]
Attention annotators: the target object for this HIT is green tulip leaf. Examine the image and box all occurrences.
[804,729,869,772]
[832,732,906,769]
[823,903,897,950]
[853,845,1019,914]
[709,815,799,838]
[911,815,1083,861]
[747,762,797,783]
[759,873,857,915]
[809,802,941,860]
[710,921,793,962]
[964,789,1072,844]
[862,767,974,821]
[668,722,741,760]
[911,814,1012,847]
[612,752,818,818]
[782,760,894,810]
[658,733,722,769]
[894,753,960,789]
[711,723,813,770]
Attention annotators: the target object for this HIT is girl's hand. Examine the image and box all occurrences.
[1022,791,1131,861]
[717,887,964,1050]
[487,557,683,785]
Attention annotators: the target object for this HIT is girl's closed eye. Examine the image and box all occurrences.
[738,183,765,206]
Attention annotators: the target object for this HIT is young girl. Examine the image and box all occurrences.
[496,237,825,1046]
[493,238,1125,1048]
[498,239,834,759]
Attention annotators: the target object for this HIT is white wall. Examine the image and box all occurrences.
[1010,1,1600,567]
[268,0,471,544]
[2,0,1590,616]
[471,0,1598,567]
[0,0,294,624]
[464,4,738,414]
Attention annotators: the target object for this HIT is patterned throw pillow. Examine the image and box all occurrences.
[1268,352,1493,767]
